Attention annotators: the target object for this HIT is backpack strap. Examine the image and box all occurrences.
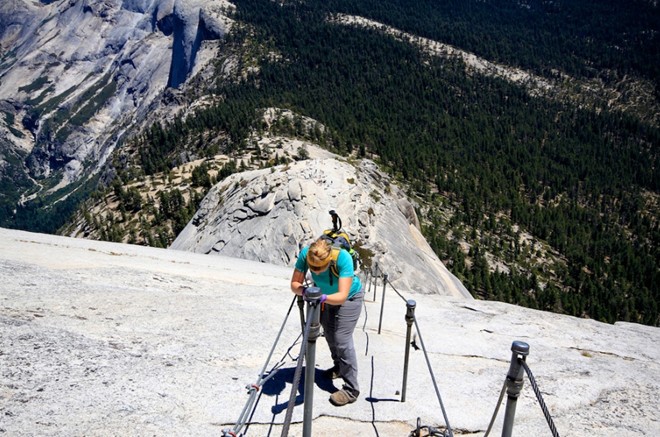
[328,248,340,286]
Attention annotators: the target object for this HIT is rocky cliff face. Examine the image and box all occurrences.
[0,0,232,196]
[172,157,472,298]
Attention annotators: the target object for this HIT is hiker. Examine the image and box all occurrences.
[290,237,363,406]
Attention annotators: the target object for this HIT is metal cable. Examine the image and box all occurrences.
[385,277,409,303]
[242,387,265,436]
[261,296,298,383]
[233,334,303,437]
[226,296,299,436]
[413,316,454,437]
[483,378,508,437]
[233,387,258,436]
[521,360,560,437]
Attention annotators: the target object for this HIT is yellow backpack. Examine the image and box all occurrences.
[320,211,359,280]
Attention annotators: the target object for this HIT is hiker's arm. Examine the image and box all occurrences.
[324,277,351,305]
[290,268,306,296]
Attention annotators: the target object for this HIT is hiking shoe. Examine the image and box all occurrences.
[329,389,357,407]
[324,365,341,380]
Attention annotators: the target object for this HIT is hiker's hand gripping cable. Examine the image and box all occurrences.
[304,290,327,305]
[290,268,351,304]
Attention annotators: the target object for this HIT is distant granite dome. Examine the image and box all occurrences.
[0,0,232,189]
[172,158,471,298]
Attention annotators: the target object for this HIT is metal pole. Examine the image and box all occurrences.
[297,294,305,332]
[401,299,416,402]
[372,263,379,302]
[502,341,530,437]
[377,273,388,334]
[302,287,323,437]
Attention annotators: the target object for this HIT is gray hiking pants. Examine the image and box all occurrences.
[321,291,363,397]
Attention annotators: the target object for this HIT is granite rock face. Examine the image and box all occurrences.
[172,157,471,298]
[1,228,659,436]
[0,0,232,191]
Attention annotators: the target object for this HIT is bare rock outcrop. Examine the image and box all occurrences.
[0,0,232,193]
[1,227,659,436]
[172,158,471,298]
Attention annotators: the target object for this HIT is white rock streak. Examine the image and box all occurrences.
[330,14,553,94]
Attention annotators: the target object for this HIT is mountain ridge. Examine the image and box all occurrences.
[1,0,658,326]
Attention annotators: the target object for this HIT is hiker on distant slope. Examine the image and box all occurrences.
[290,237,363,406]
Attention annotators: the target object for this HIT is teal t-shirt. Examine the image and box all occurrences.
[295,246,362,299]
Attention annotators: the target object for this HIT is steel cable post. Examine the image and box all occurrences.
[296,294,305,333]
[280,288,323,437]
[377,273,388,334]
[302,288,323,437]
[366,267,372,296]
[401,299,416,402]
[372,263,379,302]
[280,305,314,437]
[502,341,530,437]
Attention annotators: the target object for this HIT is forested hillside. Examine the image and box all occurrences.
[9,0,659,325]
[132,0,658,324]
[324,0,659,88]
